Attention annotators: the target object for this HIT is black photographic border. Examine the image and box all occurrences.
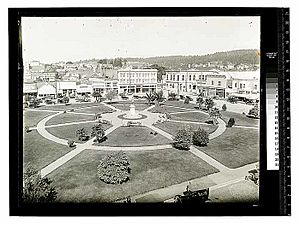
[9,7,289,216]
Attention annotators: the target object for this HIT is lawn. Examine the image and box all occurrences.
[23,130,72,170]
[148,105,189,114]
[154,121,217,137]
[38,102,101,111]
[46,113,96,126]
[95,126,171,147]
[48,148,219,203]
[220,111,259,127]
[107,101,150,111]
[195,127,259,168]
[73,104,115,114]
[171,111,210,123]
[210,180,259,203]
[23,110,57,127]
[164,100,198,110]
[47,122,113,143]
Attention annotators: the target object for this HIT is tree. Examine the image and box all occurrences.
[92,91,102,103]
[76,128,89,141]
[172,128,192,150]
[192,128,209,147]
[106,90,117,102]
[154,90,165,106]
[184,97,190,104]
[222,104,227,111]
[205,98,215,110]
[227,96,238,104]
[145,92,155,105]
[227,118,235,127]
[63,96,69,104]
[209,107,221,120]
[22,165,57,203]
[196,92,205,109]
[168,92,177,101]
[91,123,106,143]
[248,105,260,118]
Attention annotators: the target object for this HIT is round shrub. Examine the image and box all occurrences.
[67,139,75,148]
[97,151,130,184]
[222,104,227,111]
[184,97,190,104]
[192,128,209,146]
[172,129,192,150]
[227,118,235,127]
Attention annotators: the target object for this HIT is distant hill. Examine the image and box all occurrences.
[125,49,259,69]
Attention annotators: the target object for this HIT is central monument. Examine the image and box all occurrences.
[123,99,143,119]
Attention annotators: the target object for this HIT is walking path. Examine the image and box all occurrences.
[234,125,259,129]
[31,101,258,202]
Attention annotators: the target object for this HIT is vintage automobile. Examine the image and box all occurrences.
[245,167,259,185]
[174,188,210,203]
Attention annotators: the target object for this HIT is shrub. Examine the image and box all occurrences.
[25,126,30,133]
[192,128,209,146]
[67,139,75,147]
[76,128,89,141]
[97,151,131,184]
[227,96,238,104]
[168,92,177,101]
[248,105,259,118]
[222,104,227,111]
[184,97,190,104]
[172,129,192,150]
[91,123,106,143]
[22,165,57,203]
[227,118,235,127]
[165,113,171,120]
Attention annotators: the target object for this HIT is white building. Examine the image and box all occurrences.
[76,84,93,96]
[165,70,226,97]
[225,71,260,98]
[37,83,57,99]
[117,69,157,94]
[56,81,77,97]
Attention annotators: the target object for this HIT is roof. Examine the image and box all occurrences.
[117,69,158,72]
[222,71,260,80]
[57,81,76,90]
[24,83,37,93]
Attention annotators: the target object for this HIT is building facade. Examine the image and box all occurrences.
[117,69,157,94]
[165,70,226,97]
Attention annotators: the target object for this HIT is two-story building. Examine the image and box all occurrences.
[56,81,77,98]
[117,69,157,94]
[165,70,226,97]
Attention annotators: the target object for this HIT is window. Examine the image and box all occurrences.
[235,83,237,88]
[243,84,245,88]
[254,84,258,90]
[193,75,196,80]
[177,75,179,81]
[167,74,169,80]
[189,85,191,89]
[211,81,214,85]
[182,75,184,81]
[240,84,243,89]
[189,75,191,81]
[218,81,221,86]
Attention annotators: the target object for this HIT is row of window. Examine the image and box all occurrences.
[166,74,208,81]
[233,83,258,90]
[119,79,156,83]
[118,72,156,78]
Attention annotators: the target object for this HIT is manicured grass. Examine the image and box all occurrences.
[171,111,210,123]
[107,101,150,111]
[47,122,113,143]
[46,113,95,126]
[154,121,217,137]
[164,100,198,110]
[148,105,188,114]
[73,105,115,114]
[23,110,57,127]
[23,130,72,170]
[39,102,101,111]
[210,180,258,203]
[195,127,259,168]
[220,111,259,127]
[48,148,219,202]
[96,126,171,147]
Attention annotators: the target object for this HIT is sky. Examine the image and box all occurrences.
[21,17,260,64]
